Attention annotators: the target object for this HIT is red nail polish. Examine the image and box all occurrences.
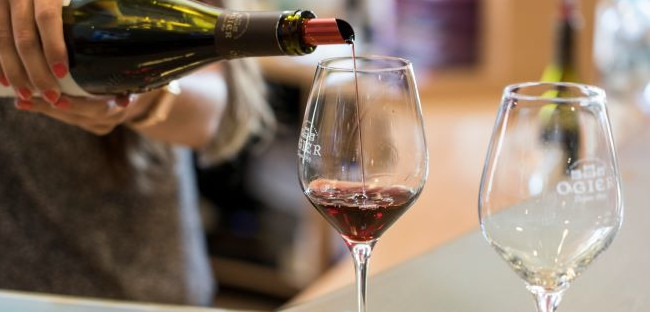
[43,89,60,104]
[53,63,68,79]
[17,88,32,101]
[15,100,33,110]
[115,96,131,108]
[0,76,9,87]
[55,97,70,110]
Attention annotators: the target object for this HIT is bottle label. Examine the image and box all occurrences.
[220,12,250,41]
[214,11,285,58]
[0,75,92,98]
[0,85,13,97]
[58,75,93,97]
[63,0,71,6]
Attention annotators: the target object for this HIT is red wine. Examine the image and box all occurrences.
[350,41,367,193]
[305,179,417,242]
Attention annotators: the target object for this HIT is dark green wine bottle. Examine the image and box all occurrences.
[540,0,582,167]
[0,0,354,97]
[541,0,580,83]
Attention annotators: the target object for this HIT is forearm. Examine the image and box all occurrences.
[129,64,228,149]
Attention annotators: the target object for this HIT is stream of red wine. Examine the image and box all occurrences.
[350,41,367,196]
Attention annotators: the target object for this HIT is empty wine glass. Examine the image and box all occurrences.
[298,56,428,312]
[479,82,623,312]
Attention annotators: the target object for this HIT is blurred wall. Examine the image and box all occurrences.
[257,0,599,100]
[414,0,598,98]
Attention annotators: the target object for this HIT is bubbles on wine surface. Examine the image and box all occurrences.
[315,184,395,210]
[305,178,417,241]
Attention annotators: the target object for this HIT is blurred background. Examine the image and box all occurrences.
[196,0,650,310]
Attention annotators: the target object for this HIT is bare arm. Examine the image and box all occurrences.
[13,64,228,150]
[127,64,229,149]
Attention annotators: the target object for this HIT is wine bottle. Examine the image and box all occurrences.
[539,0,582,167]
[541,0,580,83]
[0,0,354,97]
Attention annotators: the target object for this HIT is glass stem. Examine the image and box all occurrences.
[349,240,376,312]
[530,288,565,312]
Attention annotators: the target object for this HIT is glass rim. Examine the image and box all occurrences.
[504,82,606,103]
[317,55,412,73]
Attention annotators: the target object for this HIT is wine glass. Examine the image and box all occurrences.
[479,82,624,312]
[298,56,428,312]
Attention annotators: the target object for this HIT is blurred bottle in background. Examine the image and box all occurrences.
[542,0,581,83]
[594,0,650,113]
[540,0,582,169]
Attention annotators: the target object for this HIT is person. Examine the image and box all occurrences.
[0,0,274,306]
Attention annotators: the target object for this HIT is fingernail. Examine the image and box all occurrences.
[54,97,70,110]
[115,95,131,108]
[15,100,33,110]
[53,62,68,79]
[43,89,60,104]
[17,88,32,101]
[0,76,9,87]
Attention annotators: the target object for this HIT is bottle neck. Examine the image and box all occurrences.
[278,10,318,55]
[214,10,354,59]
[555,0,580,75]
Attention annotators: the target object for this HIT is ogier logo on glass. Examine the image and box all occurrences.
[556,159,616,203]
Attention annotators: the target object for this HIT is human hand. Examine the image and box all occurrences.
[0,0,67,104]
[13,95,143,136]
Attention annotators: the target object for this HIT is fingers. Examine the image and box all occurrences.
[15,96,133,135]
[0,0,34,99]
[9,0,61,103]
[58,95,134,118]
[34,0,67,79]
[0,1,6,88]
[0,68,9,87]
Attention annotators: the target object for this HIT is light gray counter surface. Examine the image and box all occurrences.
[0,290,240,312]
[282,126,650,312]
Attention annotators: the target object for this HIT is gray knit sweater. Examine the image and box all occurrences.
[0,100,214,306]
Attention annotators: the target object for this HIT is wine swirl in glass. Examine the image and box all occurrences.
[298,56,428,312]
[479,82,623,312]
